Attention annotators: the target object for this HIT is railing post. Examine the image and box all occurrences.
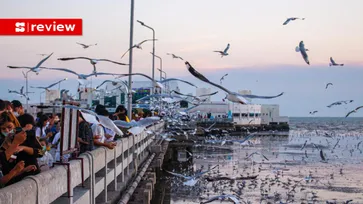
[118,140,124,183]
[112,143,118,191]
[84,152,95,204]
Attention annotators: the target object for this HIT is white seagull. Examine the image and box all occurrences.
[283,17,305,25]
[214,43,230,57]
[185,62,284,104]
[220,73,228,84]
[30,78,68,92]
[116,73,164,89]
[95,80,122,90]
[7,52,54,75]
[57,57,128,77]
[296,41,310,65]
[165,165,218,186]
[166,53,184,60]
[345,106,363,118]
[326,83,333,89]
[76,42,97,49]
[8,86,30,100]
[121,39,157,59]
[329,57,344,66]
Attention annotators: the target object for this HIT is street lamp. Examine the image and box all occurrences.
[58,78,68,93]
[137,20,155,96]
[157,68,168,93]
[150,52,162,81]
[128,0,135,121]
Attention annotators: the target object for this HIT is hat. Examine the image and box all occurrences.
[11,100,22,108]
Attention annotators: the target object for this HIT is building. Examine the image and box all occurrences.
[260,104,289,124]
[238,90,252,103]
[45,90,60,103]
[229,103,261,125]
[196,88,212,102]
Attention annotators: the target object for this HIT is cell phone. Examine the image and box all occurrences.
[15,127,23,134]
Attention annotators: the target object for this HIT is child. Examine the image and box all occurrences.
[37,138,54,171]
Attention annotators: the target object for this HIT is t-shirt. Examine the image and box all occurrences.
[35,126,47,138]
[78,121,94,154]
[91,124,106,144]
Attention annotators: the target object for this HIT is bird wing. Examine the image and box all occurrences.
[138,39,156,45]
[178,56,184,60]
[30,86,46,89]
[223,43,230,53]
[345,110,355,118]
[160,78,197,88]
[40,67,80,77]
[97,115,123,136]
[46,79,65,89]
[85,72,121,78]
[283,18,291,25]
[330,57,336,64]
[226,195,240,204]
[199,91,218,97]
[355,106,363,111]
[97,59,128,66]
[235,92,284,99]
[185,62,231,94]
[213,51,223,54]
[120,47,132,59]
[96,80,114,89]
[35,52,54,68]
[76,42,87,47]
[20,86,24,94]
[165,170,191,179]
[58,57,92,61]
[7,66,31,69]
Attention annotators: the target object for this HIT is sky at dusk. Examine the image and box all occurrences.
[0,0,362,117]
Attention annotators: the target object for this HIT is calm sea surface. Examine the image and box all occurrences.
[165,117,363,204]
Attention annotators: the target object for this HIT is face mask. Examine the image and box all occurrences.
[13,112,19,117]
[42,146,47,152]
[1,132,8,137]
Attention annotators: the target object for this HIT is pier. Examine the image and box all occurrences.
[0,122,165,204]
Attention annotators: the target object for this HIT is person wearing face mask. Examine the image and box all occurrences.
[35,114,53,139]
[37,138,53,171]
[11,100,25,117]
[0,122,15,146]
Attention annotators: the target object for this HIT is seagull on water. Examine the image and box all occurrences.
[30,78,68,92]
[283,17,305,25]
[166,53,184,60]
[345,106,363,117]
[8,86,30,100]
[121,39,157,59]
[76,42,97,49]
[295,41,310,65]
[165,165,218,186]
[214,43,230,57]
[7,53,54,75]
[329,57,344,66]
[185,61,284,104]
[220,73,228,84]
[326,83,333,89]
[57,57,128,77]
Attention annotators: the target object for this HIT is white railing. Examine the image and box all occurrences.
[0,122,164,204]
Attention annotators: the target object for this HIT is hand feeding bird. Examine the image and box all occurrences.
[76,42,97,49]
[283,17,305,25]
[7,52,54,75]
[213,43,230,57]
[166,53,184,60]
[295,41,310,65]
[57,57,128,77]
[329,57,344,66]
[120,39,157,59]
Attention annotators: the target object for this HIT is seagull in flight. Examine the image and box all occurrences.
[30,78,68,92]
[8,86,30,100]
[185,62,284,104]
[7,53,54,75]
[345,106,363,118]
[327,100,354,108]
[220,73,228,84]
[120,39,157,59]
[116,73,164,89]
[159,78,197,88]
[76,42,97,49]
[166,53,184,60]
[329,57,344,66]
[326,83,333,89]
[57,57,128,77]
[95,80,122,90]
[165,165,218,186]
[283,17,305,25]
[309,111,318,115]
[37,54,49,56]
[214,43,230,57]
[296,41,310,65]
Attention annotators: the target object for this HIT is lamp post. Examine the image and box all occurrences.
[150,52,162,81]
[126,0,135,121]
[58,78,68,93]
[137,20,155,96]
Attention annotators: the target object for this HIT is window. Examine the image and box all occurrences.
[249,113,254,117]
[242,113,247,117]
[233,113,240,117]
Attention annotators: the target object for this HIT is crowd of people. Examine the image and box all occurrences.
[0,100,155,189]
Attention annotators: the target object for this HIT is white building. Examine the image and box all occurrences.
[45,90,60,103]
[261,104,289,124]
[196,88,212,102]
[229,103,261,125]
